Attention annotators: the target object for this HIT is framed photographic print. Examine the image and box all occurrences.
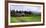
[5,1,44,27]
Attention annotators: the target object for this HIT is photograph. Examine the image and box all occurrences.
[10,4,41,22]
[8,2,44,26]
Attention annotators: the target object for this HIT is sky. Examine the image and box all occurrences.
[10,3,41,13]
[10,5,41,13]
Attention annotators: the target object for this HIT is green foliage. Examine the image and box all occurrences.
[10,15,41,23]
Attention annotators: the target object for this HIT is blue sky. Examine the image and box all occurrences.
[10,5,41,13]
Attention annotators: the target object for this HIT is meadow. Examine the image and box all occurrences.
[10,15,41,23]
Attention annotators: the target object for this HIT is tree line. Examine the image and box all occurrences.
[10,10,32,17]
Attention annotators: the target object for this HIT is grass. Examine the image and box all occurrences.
[10,15,41,23]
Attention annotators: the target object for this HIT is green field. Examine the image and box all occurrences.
[10,15,41,23]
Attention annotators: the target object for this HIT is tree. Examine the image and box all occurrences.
[11,10,15,16]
